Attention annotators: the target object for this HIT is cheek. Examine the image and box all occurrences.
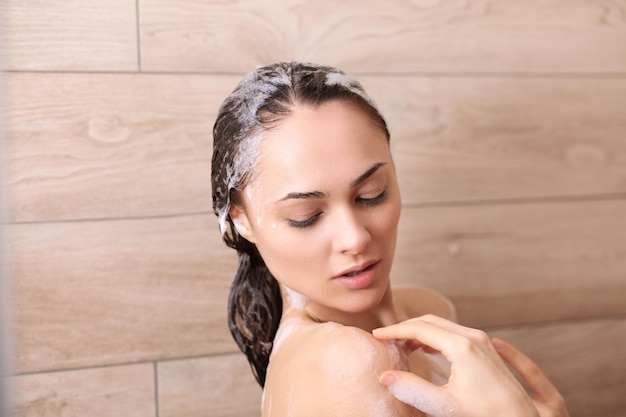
[256,231,324,282]
[376,196,401,237]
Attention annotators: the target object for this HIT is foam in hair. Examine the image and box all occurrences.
[214,66,291,235]
[325,71,381,112]
[214,62,383,238]
[217,130,263,235]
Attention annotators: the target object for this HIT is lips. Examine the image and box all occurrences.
[344,268,366,277]
[333,260,380,289]
[335,260,379,278]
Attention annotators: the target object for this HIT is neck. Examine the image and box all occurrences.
[301,287,399,333]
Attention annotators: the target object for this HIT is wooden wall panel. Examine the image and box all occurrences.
[158,354,261,417]
[10,214,238,374]
[10,363,155,417]
[139,0,626,74]
[489,317,626,417]
[393,199,626,327]
[7,74,625,223]
[2,0,138,71]
[4,2,625,417]
[363,76,626,205]
[5,73,237,223]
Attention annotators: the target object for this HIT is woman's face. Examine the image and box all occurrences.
[231,99,401,318]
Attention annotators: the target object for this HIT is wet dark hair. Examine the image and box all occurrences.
[211,62,390,387]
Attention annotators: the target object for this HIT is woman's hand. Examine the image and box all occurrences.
[373,315,568,417]
[492,337,570,417]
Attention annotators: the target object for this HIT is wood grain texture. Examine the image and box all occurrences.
[5,72,237,223]
[9,363,155,417]
[362,76,626,205]
[6,73,625,223]
[2,0,138,71]
[489,317,626,417]
[393,199,626,327]
[139,0,626,73]
[9,214,238,374]
[158,354,261,417]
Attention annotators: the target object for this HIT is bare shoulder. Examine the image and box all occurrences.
[393,285,457,322]
[263,320,418,417]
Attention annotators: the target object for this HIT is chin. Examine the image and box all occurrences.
[339,287,389,313]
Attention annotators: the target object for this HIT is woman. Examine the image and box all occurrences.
[211,62,568,417]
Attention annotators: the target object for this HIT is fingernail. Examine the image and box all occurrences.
[491,337,505,350]
[379,372,397,387]
[372,328,382,335]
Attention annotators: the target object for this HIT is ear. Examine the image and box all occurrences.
[229,205,256,243]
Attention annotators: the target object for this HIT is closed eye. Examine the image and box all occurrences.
[287,189,387,228]
[357,189,387,206]
[287,213,322,228]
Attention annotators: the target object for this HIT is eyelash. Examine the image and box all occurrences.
[288,214,321,229]
[357,189,387,206]
[287,189,388,229]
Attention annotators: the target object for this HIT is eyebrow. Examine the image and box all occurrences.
[351,162,386,189]
[275,162,387,203]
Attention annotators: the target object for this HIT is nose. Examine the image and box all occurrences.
[330,208,371,255]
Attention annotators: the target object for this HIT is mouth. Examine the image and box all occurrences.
[341,263,376,278]
[333,260,380,289]
[335,260,380,279]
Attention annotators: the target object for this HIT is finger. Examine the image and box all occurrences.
[398,339,441,355]
[417,315,495,346]
[375,315,492,347]
[373,316,424,336]
[374,316,495,358]
[379,370,456,417]
[492,338,561,402]
[373,318,451,347]
[372,315,454,341]
[373,317,430,340]
[404,339,426,353]
[374,319,478,365]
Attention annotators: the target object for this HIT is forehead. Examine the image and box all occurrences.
[252,100,390,191]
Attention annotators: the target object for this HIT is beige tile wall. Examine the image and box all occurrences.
[2,1,625,416]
